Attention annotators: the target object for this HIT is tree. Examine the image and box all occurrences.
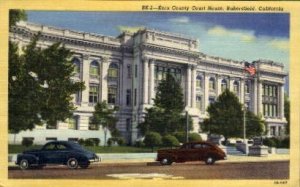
[143,132,162,152]
[284,94,290,135]
[188,133,202,142]
[202,89,264,142]
[90,101,119,145]
[9,33,85,133]
[9,9,27,29]
[138,73,193,136]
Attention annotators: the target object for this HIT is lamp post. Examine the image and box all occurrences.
[243,104,247,143]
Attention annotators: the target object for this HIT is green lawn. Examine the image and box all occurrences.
[8,144,162,154]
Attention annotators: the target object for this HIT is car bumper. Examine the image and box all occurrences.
[89,157,101,163]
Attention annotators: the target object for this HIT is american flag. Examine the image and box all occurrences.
[244,62,256,76]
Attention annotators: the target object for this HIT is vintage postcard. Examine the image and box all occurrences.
[0,1,299,187]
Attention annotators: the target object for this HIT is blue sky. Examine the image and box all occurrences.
[27,11,289,71]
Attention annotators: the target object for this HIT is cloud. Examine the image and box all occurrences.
[207,26,256,42]
[268,39,289,51]
[169,16,190,24]
[117,26,145,33]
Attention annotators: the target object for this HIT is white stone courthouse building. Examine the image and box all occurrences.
[9,21,287,145]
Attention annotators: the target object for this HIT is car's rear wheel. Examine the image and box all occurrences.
[19,159,30,170]
[160,158,173,165]
[67,158,78,169]
[205,156,215,165]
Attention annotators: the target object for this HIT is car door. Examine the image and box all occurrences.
[179,143,199,162]
[41,142,60,164]
[192,143,204,161]
[55,143,70,164]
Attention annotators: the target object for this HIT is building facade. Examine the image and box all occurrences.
[9,21,287,145]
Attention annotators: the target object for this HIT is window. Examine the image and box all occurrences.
[126,89,131,106]
[75,90,82,104]
[68,138,78,142]
[134,88,137,106]
[43,143,56,150]
[209,77,215,90]
[72,58,80,77]
[56,144,68,150]
[262,84,279,117]
[127,64,132,78]
[68,116,79,130]
[90,61,100,78]
[89,85,99,104]
[89,117,99,130]
[209,97,215,104]
[221,79,227,92]
[196,76,202,89]
[135,64,138,78]
[108,87,117,104]
[126,118,131,132]
[108,63,118,79]
[245,81,250,94]
[233,81,239,94]
[46,137,57,141]
[270,126,276,136]
[196,96,202,111]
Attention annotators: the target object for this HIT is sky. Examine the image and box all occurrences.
[27,11,289,72]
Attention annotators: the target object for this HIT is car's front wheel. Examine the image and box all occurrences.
[19,159,30,170]
[67,158,78,169]
[160,158,173,165]
[205,156,215,165]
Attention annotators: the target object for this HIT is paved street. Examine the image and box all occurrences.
[8,160,289,179]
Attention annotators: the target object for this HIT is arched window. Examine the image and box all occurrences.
[90,60,100,78]
[72,58,80,77]
[196,75,202,89]
[108,63,119,79]
[221,79,228,92]
[209,77,215,90]
[233,81,239,94]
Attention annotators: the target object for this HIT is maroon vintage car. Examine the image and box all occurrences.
[156,141,226,165]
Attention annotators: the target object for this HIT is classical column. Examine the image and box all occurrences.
[229,78,234,92]
[143,58,149,104]
[204,73,210,113]
[280,85,285,118]
[81,54,90,106]
[118,60,123,106]
[101,57,109,102]
[186,65,192,107]
[191,65,197,108]
[258,81,263,115]
[253,78,258,115]
[148,59,155,104]
[240,79,245,104]
[217,75,222,96]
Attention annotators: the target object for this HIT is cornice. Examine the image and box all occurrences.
[12,26,122,52]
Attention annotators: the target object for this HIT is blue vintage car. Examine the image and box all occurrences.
[16,141,100,170]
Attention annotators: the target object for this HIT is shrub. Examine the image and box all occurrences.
[263,138,276,147]
[22,138,33,147]
[162,135,180,147]
[188,133,202,142]
[279,137,290,148]
[84,139,94,146]
[107,138,114,146]
[173,132,186,143]
[78,138,85,145]
[143,132,162,152]
[117,137,125,146]
[89,138,100,146]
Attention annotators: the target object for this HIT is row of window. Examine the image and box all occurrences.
[72,58,119,79]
